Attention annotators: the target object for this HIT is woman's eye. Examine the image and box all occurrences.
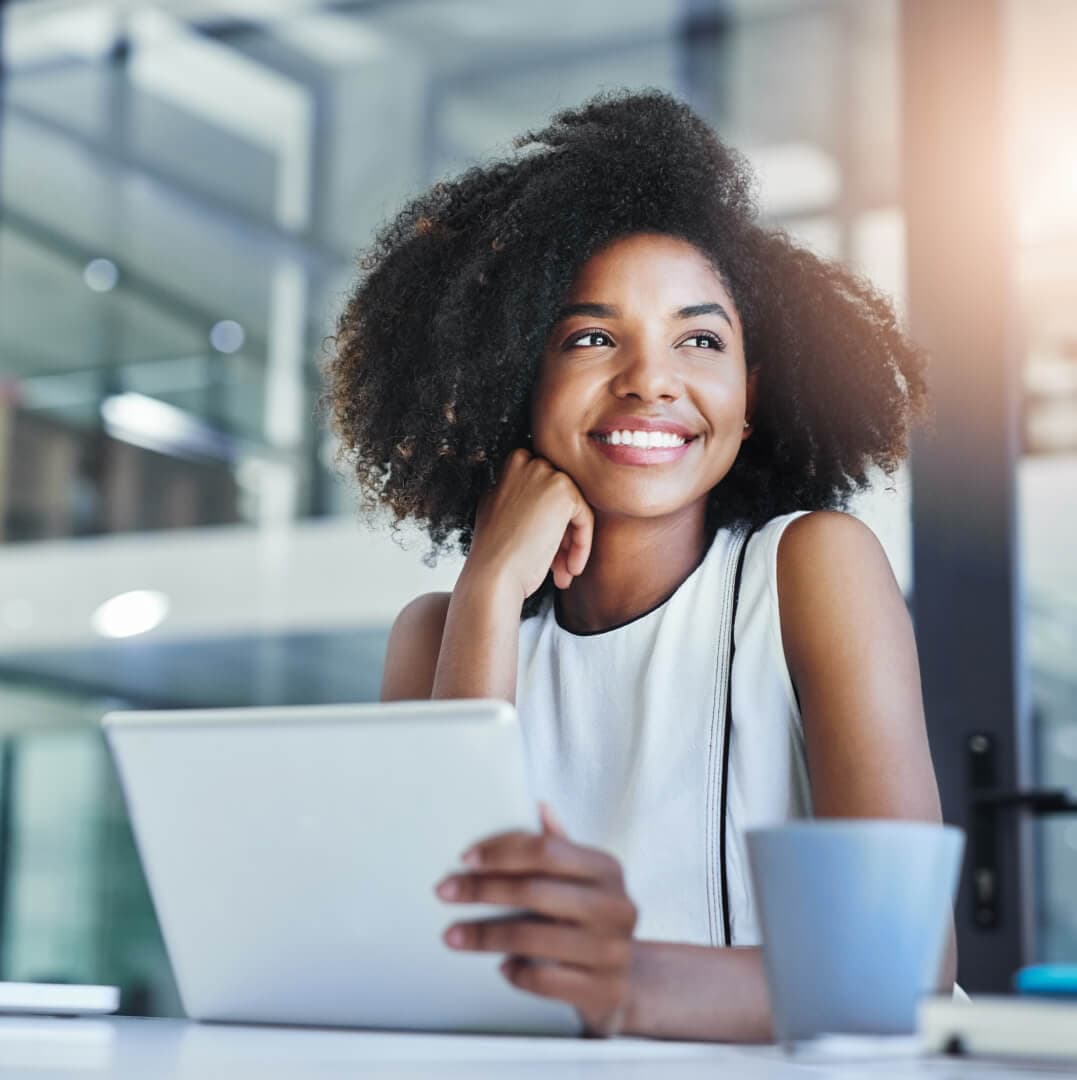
[683,333,725,351]
[568,330,614,348]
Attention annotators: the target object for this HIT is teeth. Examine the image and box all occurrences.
[599,430,687,449]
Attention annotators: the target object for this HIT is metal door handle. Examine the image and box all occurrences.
[966,733,1077,928]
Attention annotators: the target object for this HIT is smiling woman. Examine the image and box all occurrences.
[323,90,926,606]
[323,89,949,1042]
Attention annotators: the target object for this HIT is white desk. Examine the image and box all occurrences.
[1,1016,1070,1079]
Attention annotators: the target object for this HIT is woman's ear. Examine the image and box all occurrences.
[743,368,759,439]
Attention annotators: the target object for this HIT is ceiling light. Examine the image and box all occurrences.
[91,590,170,639]
[101,392,236,462]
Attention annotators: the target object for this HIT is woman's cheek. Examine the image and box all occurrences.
[534,428,580,474]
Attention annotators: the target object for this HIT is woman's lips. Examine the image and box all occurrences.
[588,434,695,466]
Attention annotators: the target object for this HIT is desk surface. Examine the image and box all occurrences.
[0,1015,1066,1079]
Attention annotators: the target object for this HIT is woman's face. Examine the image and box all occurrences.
[530,232,754,523]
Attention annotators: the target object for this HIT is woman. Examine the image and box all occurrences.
[324,89,954,1041]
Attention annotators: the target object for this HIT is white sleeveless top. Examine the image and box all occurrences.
[515,510,814,947]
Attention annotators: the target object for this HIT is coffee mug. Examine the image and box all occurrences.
[745,820,964,1044]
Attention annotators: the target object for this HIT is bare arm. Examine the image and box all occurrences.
[380,574,524,704]
[381,449,594,704]
[624,943,772,1042]
[777,511,957,992]
[432,569,524,701]
[622,511,955,1041]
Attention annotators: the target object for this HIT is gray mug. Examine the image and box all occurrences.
[745,820,964,1044]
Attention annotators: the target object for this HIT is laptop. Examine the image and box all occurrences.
[102,699,579,1035]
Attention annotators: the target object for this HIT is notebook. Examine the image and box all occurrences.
[919,995,1077,1065]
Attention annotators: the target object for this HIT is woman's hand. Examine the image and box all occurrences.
[435,803,638,1037]
[466,448,594,600]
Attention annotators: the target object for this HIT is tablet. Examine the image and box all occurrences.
[102,700,579,1035]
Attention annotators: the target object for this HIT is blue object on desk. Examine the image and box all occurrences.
[1015,964,1077,997]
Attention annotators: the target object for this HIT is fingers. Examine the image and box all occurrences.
[551,564,572,591]
[539,801,568,839]
[459,830,624,888]
[437,819,637,1038]
[436,872,635,931]
[550,530,574,591]
[443,916,631,972]
[504,446,533,473]
[547,473,592,589]
[565,497,594,577]
[549,493,593,587]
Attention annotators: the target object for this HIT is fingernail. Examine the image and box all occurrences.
[461,847,481,868]
[445,926,465,948]
[436,877,459,900]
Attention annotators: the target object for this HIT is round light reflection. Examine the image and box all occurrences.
[91,589,170,639]
[210,319,245,353]
[84,258,119,293]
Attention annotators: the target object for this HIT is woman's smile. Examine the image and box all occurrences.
[587,413,700,466]
[588,435,696,466]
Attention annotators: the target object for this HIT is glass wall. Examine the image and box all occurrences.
[1,0,908,549]
[0,0,913,1012]
[0,681,181,1013]
[1009,0,1077,964]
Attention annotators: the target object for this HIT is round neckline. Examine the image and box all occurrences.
[551,528,727,638]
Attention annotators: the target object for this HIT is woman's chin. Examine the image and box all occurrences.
[576,485,706,524]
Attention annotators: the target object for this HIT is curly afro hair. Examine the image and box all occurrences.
[324,88,926,614]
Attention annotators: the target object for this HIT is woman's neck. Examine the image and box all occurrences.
[554,505,710,634]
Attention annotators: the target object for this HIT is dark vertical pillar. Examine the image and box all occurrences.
[0,740,14,976]
[902,0,1030,991]
[675,0,734,127]
[305,75,334,518]
[0,0,6,206]
[0,0,11,979]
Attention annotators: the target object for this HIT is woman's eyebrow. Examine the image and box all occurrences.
[554,301,733,328]
[676,302,733,327]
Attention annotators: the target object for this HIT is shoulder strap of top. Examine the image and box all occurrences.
[717,525,757,947]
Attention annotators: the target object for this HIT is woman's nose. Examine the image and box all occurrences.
[609,346,684,402]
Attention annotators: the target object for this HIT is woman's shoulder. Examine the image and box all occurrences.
[772,510,902,666]
[393,591,453,627]
[381,592,452,701]
[773,509,887,577]
[733,508,883,569]
[389,591,453,650]
[741,509,894,642]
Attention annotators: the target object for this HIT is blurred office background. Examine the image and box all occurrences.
[0,0,1073,1013]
